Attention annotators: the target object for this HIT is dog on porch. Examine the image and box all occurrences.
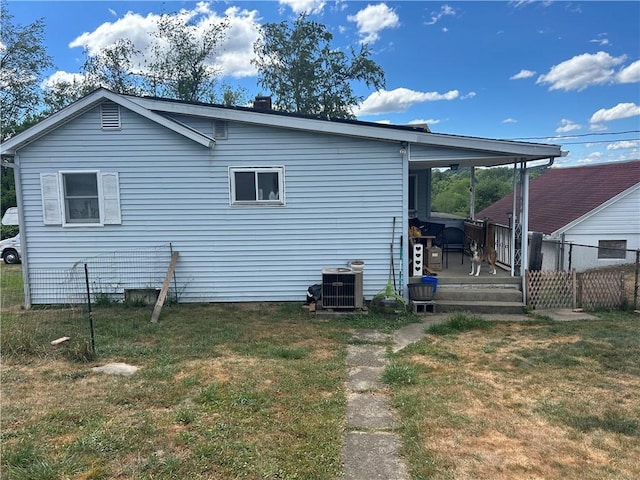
[469,240,497,276]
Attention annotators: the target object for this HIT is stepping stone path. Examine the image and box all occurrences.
[339,329,409,480]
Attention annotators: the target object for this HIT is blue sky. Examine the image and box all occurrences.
[6,0,640,166]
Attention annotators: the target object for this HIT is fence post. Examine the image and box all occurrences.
[634,250,639,311]
[84,264,96,354]
[572,268,577,310]
[568,243,573,271]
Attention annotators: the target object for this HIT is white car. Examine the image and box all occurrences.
[0,233,21,264]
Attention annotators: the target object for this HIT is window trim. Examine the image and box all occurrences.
[229,166,285,207]
[60,170,103,226]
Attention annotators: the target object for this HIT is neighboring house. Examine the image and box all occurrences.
[477,160,640,271]
[1,88,562,306]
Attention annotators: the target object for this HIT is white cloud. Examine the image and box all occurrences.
[617,59,640,83]
[536,51,627,91]
[347,4,400,44]
[589,123,608,132]
[67,5,260,79]
[41,70,85,89]
[510,69,536,80]
[589,33,610,46]
[589,102,640,123]
[355,87,459,116]
[607,140,638,150]
[576,151,603,165]
[461,91,476,100]
[425,5,456,25]
[278,0,325,15]
[502,118,517,124]
[408,118,441,125]
[556,118,581,133]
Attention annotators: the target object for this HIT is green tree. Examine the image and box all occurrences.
[252,14,385,118]
[42,40,141,113]
[83,39,142,96]
[147,12,229,101]
[0,3,53,140]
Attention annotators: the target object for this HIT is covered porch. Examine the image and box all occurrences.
[403,134,564,286]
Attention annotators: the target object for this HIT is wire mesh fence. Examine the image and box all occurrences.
[29,245,173,306]
[1,245,174,360]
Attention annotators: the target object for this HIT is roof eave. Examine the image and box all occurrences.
[126,96,563,159]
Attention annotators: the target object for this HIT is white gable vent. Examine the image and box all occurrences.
[101,102,121,130]
[214,120,227,140]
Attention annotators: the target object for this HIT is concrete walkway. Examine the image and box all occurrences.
[339,308,599,478]
[340,329,409,480]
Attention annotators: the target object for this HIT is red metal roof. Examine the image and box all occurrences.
[476,160,640,234]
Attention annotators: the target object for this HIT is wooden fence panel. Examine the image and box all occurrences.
[526,270,573,309]
[527,270,626,310]
[579,271,625,310]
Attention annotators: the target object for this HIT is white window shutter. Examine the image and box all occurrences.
[40,173,62,225]
[101,172,121,224]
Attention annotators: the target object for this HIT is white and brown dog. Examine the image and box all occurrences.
[469,240,497,276]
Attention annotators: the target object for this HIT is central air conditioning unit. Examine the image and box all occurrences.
[321,267,364,309]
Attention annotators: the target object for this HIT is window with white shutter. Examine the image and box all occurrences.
[40,171,122,226]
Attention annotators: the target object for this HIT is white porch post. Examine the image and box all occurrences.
[469,166,476,220]
[520,162,530,297]
[401,143,410,299]
[510,163,518,276]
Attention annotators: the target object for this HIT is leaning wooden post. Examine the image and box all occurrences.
[151,252,179,323]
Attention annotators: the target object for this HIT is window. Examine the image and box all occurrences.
[63,173,100,223]
[229,167,285,206]
[41,171,121,226]
[598,240,626,259]
[408,174,417,212]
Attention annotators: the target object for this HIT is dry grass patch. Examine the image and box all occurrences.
[1,300,352,479]
[388,312,640,480]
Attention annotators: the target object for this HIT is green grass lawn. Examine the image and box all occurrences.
[0,264,413,479]
[2,264,639,479]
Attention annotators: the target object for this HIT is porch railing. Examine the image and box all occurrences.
[493,222,512,269]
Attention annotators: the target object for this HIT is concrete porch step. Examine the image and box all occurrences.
[435,287,522,303]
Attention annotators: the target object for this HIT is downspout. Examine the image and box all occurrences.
[1,154,31,308]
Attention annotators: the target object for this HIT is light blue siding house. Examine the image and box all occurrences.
[1,89,563,306]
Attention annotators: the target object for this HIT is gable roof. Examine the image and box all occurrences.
[1,88,563,168]
[476,160,640,235]
[0,88,214,155]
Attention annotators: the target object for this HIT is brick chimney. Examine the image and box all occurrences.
[253,95,272,111]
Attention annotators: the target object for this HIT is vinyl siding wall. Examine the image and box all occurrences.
[18,106,404,303]
[539,187,640,271]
